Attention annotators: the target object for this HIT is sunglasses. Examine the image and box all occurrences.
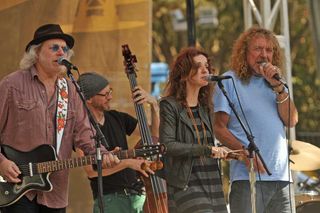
[49,44,70,53]
[96,88,113,97]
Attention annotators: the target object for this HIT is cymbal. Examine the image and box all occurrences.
[290,140,320,171]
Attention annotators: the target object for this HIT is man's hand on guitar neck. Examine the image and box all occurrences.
[102,151,121,168]
[0,158,21,183]
[0,151,121,182]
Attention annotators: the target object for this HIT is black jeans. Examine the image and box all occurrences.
[0,196,66,213]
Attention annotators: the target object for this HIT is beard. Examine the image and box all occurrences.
[54,65,68,78]
[248,66,262,77]
[91,101,110,111]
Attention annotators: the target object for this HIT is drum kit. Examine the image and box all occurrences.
[290,140,320,213]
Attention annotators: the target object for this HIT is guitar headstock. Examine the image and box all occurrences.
[137,144,167,158]
[122,44,138,77]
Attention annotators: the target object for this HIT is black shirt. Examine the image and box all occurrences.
[89,110,140,198]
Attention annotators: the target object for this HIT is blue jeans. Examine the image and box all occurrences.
[229,181,295,213]
[93,193,146,213]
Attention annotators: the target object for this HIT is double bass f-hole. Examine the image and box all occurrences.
[122,44,168,213]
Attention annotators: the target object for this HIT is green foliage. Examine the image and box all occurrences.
[152,0,319,133]
[288,0,320,132]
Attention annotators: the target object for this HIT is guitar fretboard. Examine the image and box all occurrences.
[32,148,157,174]
[37,155,96,173]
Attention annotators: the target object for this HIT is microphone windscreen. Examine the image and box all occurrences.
[57,57,65,64]
[259,62,267,67]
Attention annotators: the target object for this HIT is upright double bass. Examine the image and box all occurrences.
[122,44,168,213]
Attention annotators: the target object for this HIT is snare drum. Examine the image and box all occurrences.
[296,193,320,213]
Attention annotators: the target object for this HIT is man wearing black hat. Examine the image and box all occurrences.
[0,24,119,213]
[77,72,160,213]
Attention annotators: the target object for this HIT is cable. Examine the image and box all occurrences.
[230,78,267,210]
[284,86,294,213]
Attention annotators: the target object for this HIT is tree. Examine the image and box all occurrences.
[152,0,320,138]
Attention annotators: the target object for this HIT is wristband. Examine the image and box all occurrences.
[276,93,289,104]
[270,82,282,88]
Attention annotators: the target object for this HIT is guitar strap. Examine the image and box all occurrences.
[56,77,68,154]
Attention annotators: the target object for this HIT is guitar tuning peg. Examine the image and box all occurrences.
[132,55,137,63]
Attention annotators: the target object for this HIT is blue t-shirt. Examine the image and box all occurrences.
[214,71,290,182]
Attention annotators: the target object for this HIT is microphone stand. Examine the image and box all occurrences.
[217,80,271,213]
[66,68,109,213]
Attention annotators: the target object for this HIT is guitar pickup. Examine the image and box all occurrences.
[29,162,33,177]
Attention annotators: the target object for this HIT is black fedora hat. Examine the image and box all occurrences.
[25,24,74,52]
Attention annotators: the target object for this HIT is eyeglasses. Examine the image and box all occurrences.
[49,44,70,53]
[96,88,113,97]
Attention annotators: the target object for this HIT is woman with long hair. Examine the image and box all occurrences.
[159,47,229,213]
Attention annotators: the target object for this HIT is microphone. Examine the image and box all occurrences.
[205,74,232,82]
[259,62,287,87]
[58,57,78,70]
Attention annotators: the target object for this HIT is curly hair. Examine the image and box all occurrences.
[164,47,215,110]
[230,26,283,81]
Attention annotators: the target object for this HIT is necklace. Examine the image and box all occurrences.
[97,115,105,125]
[187,105,208,164]
[186,105,208,145]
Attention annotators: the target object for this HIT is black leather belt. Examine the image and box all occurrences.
[109,188,142,196]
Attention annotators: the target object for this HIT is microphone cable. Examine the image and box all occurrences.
[284,85,294,213]
[228,77,270,211]
[259,62,294,212]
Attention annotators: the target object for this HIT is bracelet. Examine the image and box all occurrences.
[270,82,282,88]
[273,86,285,95]
[276,93,289,104]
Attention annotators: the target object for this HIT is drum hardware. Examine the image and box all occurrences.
[295,193,320,213]
[298,179,320,194]
[295,170,320,212]
[290,140,320,171]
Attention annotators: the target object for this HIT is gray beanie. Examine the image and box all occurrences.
[77,72,109,100]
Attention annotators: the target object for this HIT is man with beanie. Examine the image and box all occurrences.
[77,72,160,213]
[0,24,119,213]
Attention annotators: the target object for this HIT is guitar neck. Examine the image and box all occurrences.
[36,149,141,174]
[36,155,96,174]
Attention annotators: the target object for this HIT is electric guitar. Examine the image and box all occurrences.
[0,143,165,207]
